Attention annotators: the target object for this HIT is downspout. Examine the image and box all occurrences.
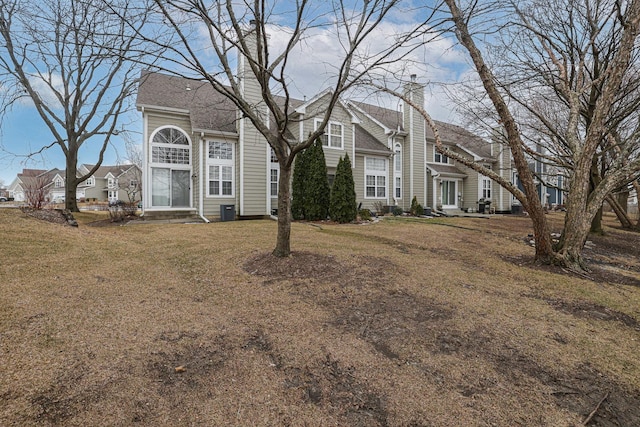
[199,133,210,223]
[141,106,147,217]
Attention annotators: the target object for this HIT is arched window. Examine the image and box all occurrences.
[151,127,190,164]
[149,126,191,208]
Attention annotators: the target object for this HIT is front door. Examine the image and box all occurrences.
[441,180,457,208]
[171,169,190,207]
[151,167,190,207]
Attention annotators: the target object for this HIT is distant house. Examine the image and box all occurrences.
[8,169,59,202]
[136,29,516,220]
[519,144,567,209]
[7,165,141,204]
[77,164,142,203]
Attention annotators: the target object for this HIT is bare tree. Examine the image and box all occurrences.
[23,174,49,210]
[121,133,143,205]
[0,0,157,212]
[442,0,640,270]
[131,0,436,257]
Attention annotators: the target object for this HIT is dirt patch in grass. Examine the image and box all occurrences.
[2,209,640,426]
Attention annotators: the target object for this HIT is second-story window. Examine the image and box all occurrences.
[434,147,450,164]
[315,119,343,149]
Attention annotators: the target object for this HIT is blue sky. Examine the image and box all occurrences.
[0,105,136,186]
[0,1,471,187]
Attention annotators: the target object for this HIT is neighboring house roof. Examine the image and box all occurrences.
[354,125,392,155]
[16,168,61,191]
[80,164,138,179]
[137,71,238,134]
[427,163,468,178]
[350,101,404,132]
[427,121,493,160]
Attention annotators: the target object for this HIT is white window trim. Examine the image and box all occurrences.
[434,146,450,164]
[149,125,192,167]
[364,156,387,199]
[394,143,402,200]
[482,177,492,200]
[270,148,279,197]
[440,179,459,208]
[206,140,235,198]
[314,118,344,150]
[147,126,192,209]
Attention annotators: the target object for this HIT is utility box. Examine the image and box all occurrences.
[220,204,236,222]
[423,207,432,216]
[511,204,523,215]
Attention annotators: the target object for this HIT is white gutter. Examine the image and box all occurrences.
[199,134,210,223]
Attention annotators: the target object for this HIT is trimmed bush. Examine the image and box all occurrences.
[330,154,357,223]
[291,145,308,220]
[291,139,331,220]
[410,196,423,216]
[304,139,331,220]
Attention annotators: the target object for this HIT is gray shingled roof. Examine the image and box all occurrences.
[427,121,493,159]
[81,164,136,178]
[351,101,404,131]
[137,71,238,134]
[138,72,490,158]
[427,163,468,177]
[354,125,391,155]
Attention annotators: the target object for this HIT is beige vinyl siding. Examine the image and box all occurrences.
[301,97,353,170]
[240,62,269,216]
[147,114,192,136]
[83,181,103,201]
[409,111,425,207]
[356,113,388,146]
[202,136,241,218]
[353,154,366,209]
[398,136,410,210]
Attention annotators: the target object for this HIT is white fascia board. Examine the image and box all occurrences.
[346,101,390,134]
[136,104,190,115]
[192,128,239,139]
[454,143,483,161]
[355,148,393,157]
[293,88,333,114]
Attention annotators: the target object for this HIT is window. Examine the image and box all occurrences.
[270,148,279,196]
[434,148,450,164]
[482,178,491,199]
[85,176,95,186]
[315,119,343,149]
[54,178,63,188]
[270,168,278,196]
[207,141,234,196]
[394,143,402,199]
[108,190,118,201]
[365,157,386,198]
[151,127,190,164]
[150,127,191,208]
[129,180,138,189]
[107,177,116,188]
[441,180,457,206]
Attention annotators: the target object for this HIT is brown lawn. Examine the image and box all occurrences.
[1,208,639,426]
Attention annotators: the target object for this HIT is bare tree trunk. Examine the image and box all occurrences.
[65,146,79,212]
[590,207,604,234]
[273,163,292,257]
[607,194,633,229]
[444,0,556,264]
